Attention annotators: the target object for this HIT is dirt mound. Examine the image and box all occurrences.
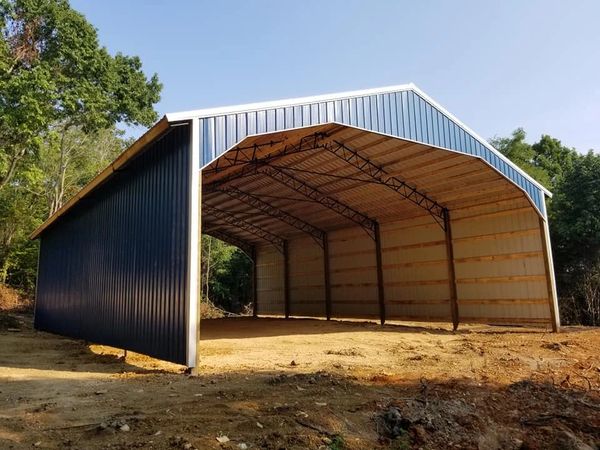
[0,283,32,313]
[199,299,226,319]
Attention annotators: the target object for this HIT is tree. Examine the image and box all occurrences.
[550,152,600,325]
[531,135,577,188]
[490,129,578,191]
[491,129,600,325]
[200,235,252,313]
[0,0,161,191]
[0,125,130,290]
[36,125,130,216]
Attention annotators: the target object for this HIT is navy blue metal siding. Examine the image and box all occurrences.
[198,90,544,212]
[35,124,190,365]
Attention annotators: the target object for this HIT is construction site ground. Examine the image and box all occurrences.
[0,313,599,449]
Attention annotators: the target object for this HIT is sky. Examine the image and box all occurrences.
[70,0,600,152]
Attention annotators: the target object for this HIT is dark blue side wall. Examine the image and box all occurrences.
[35,124,191,365]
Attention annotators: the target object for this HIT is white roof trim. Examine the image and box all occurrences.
[165,83,414,122]
[167,82,550,197]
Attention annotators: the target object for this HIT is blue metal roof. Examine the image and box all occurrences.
[167,84,549,214]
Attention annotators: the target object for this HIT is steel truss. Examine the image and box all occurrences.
[202,204,285,252]
[204,162,377,239]
[260,166,377,239]
[217,187,326,248]
[203,228,255,258]
[326,139,447,229]
[204,132,329,176]
[204,131,446,229]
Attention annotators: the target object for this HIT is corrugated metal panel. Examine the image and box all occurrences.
[288,237,325,317]
[328,226,379,319]
[451,199,551,322]
[197,88,545,213]
[255,245,284,314]
[255,205,553,326]
[381,216,451,320]
[34,125,191,365]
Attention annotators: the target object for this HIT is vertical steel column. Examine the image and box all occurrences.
[283,240,291,319]
[539,216,560,332]
[323,233,332,320]
[374,222,386,325]
[251,247,258,318]
[443,209,459,331]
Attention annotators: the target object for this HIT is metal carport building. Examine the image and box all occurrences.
[30,84,560,368]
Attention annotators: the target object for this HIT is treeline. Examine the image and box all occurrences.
[1,0,160,289]
[1,1,598,324]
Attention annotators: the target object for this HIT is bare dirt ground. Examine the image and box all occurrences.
[0,314,599,450]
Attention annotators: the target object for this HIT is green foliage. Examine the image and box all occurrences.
[201,235,252,313]
[0,125,129,291]
[490,128,577,191]
[549,152,600,325]
[0,164,44,289]
[0,0,161,189]
[327,435,346,450]
[0,0,160,294]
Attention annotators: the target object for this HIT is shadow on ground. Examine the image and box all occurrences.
[1,311,599,449]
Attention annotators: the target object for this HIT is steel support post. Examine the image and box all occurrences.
[374,222,386,326]
[323,233,332,320]
[443,209,459,331]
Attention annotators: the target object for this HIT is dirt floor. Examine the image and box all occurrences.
[0,314,599,450]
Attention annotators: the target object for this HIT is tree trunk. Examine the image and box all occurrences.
[0,146,26,192]
[204,238,213,302]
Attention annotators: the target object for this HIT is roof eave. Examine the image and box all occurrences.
[29,116,171,240]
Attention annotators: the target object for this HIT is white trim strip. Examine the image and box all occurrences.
[186,118,200,367]
[166,84,414,122]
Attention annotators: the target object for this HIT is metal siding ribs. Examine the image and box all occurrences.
[34,125,191,365]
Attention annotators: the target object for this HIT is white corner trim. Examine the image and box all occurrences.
[186,117,200,367]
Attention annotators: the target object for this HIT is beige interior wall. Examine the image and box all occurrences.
[328,226,379,318]
[288,237,326,317]
[255,196,553,327]
[451,197,552,324]
[381,215,452,321]
[255,245,284,315]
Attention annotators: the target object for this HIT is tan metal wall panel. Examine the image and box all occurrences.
[256,245,284,314]
[254,197,553,327]
[329,226,379,317]
[288,237,326,317]
[381,218,451,320]
[452,204,551,323]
